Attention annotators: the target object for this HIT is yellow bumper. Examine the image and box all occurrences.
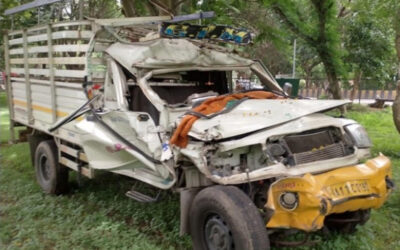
[265,155,393,231]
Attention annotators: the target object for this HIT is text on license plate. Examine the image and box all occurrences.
[327,180,371,198]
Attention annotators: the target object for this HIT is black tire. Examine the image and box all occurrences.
[34,140,69,194]
[324,209,370,234]
[190,185,270,250]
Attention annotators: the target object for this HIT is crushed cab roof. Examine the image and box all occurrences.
[106,38,255,73]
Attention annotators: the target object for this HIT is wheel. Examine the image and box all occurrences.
[324,209,370,234]
[190,185,270,250]
[34,140,69,194]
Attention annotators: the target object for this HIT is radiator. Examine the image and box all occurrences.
[292,142,347,165]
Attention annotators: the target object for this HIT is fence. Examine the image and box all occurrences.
[298,88,398,100]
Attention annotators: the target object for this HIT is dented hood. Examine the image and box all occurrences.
[188,99,350,140]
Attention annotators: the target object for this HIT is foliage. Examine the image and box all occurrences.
[295,39,321,87]
[343,0,397,86]
[198,0,293,75]
[0,0,37,69]
[120,0,197,16]
[63,0,122,20]
[263,0,345,98]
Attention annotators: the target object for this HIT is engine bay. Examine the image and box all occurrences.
[207,127,356,177]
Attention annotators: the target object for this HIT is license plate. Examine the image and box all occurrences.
[327,180,371,199]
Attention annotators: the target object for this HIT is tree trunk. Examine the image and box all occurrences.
[121,0,138,17]
[396,33,400,77]
[393,81,400,134]
[305,71,311,89]
[395,3,400,77]
[324,65,342,99]
[317,48,342,99]
[393,8,400,133]
[350,70,362,101]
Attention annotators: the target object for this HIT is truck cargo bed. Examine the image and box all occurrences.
[4,20,107,145]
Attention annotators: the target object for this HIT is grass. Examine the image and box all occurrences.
[1,92,400,250]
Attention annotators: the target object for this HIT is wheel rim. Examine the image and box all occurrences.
[204,214,234,250]
[39,154,51,181]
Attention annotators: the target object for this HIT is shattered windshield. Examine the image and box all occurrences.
[232,69,264,92]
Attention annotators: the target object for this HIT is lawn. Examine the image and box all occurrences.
[1,92,400,250]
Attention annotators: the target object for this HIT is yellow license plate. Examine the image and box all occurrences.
[327,180,371,199]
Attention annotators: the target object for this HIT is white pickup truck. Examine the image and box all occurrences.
[3,14,393,249]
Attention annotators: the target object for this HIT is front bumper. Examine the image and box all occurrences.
[265,154,393,231]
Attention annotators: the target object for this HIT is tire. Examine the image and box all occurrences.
[34,140,69,194]
[190,185,270,250]
[324,209,370,234]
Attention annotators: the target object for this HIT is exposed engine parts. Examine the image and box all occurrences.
[207,126,356,177]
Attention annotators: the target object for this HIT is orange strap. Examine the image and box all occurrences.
[170,91,280,148]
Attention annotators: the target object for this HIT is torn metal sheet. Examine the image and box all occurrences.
[109,60,129,110]
[180,143,371,185]
[218,113,354,152]
[106,39,254,71]
[188,99,350,140]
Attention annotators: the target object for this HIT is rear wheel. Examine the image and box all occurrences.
[34,140,69,194]
[190,185,270,250]
[324,209,370,234]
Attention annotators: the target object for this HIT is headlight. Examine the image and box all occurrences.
[279,192,298,210]
[344,124,372,148]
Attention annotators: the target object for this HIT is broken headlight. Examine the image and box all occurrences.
[344,124,372,148]
[279,192,299,210]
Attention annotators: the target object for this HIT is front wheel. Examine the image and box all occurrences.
[190,185,270,250]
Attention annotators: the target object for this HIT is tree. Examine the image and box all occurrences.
[296,42,321,88]
[63,0,121,19]
[121,0,193,17]
[394,81,400,133]
[198,0,293,75]
[264,0,345,99]
[344,9,395,99]
[0,0,39,69]
[393,2,400,131]
[394,4,400,76]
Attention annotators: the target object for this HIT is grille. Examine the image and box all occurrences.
[284,129,334,154]
[292,142,347,165]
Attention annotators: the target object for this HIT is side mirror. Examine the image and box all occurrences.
[283,82,293,96]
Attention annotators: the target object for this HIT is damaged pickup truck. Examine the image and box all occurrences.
[4,13,393,249]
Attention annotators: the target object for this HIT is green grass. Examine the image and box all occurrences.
[0,92,11,144]
[1,92,400,249]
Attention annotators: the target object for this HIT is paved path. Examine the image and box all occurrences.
[352,99,393,106]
